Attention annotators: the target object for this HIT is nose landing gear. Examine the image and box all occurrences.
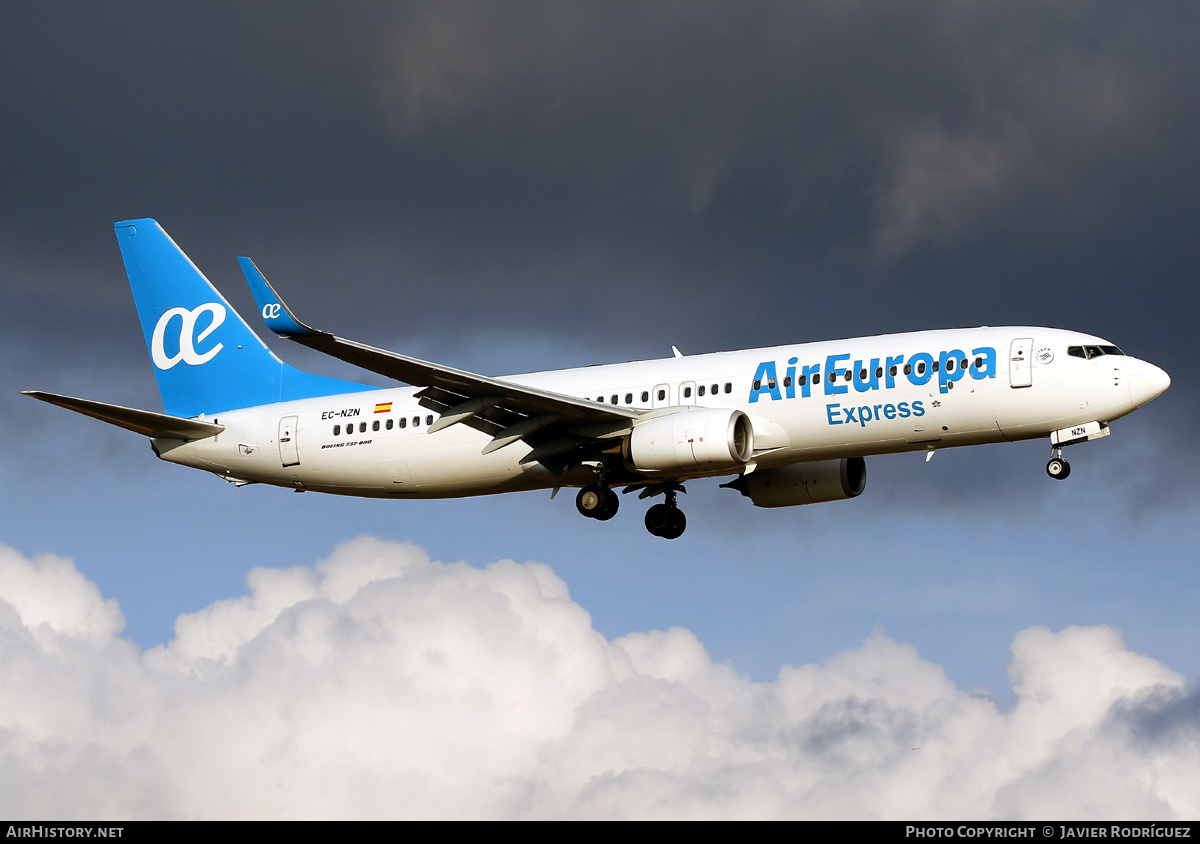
[1046,446,1071,480]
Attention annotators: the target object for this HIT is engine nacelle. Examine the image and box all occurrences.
[726,457,866,508]
[627,408,753,473]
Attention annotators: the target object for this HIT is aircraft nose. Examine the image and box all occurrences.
[1127,359,1171,408]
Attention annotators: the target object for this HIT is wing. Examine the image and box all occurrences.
[239,258,638,465]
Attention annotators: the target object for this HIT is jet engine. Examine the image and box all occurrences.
[724,457,866,508]
[626,408,753,473]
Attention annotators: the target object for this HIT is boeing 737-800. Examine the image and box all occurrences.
[24,219,1171,538]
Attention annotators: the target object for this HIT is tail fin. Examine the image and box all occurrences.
[115,219,370,418]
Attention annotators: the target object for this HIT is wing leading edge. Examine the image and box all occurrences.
[238,258,638,464]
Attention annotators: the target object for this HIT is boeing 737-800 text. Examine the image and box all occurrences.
[24,220,1171,538]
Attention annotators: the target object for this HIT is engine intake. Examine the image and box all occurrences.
[627,408,753,473]
[724,457,866,508]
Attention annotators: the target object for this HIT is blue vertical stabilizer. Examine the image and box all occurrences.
[115,219,371,418]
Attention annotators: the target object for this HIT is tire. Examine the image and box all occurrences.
[645,503,685,538]
[1046,458,1071,480]
[660,508,686,540]
[576,485,605,518]
[645,503,672,536]
[594,488,619,521]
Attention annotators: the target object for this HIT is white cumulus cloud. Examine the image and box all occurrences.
[0,538,1196,820]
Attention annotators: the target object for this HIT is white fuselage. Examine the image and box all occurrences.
[154,326,1165,498]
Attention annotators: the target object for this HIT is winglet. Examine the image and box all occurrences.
[238,257,322,338]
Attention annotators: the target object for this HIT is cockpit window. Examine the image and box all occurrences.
[1068,345,1125,360]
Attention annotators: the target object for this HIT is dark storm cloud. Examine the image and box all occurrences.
[2,1,1195,500]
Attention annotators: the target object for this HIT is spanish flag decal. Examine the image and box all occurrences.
[374,402,392,414]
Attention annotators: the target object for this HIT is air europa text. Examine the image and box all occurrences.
[750,346,998,402]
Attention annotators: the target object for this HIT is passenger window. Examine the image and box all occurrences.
[767,379,776,389]
[399,417,407,428]
[875,367,883,378]
[890,366,897,376]
[711,384,718,395]
[698,385,706,397]
[798,375,807,386]
[974,357,984,368]
[932,361,939,372]
[946,359,955,372]
[683,386,692,398]
[782,376,791,388]
[373,420,380,431]
[426,415,433,426]
[359,422,366,433]
[611,394,618,404]
[812,373,820,385]
[657,389,666,401]
[333,425,340,435]
[724,383,731,394]
[753,380,761,390]
[413,416,420,427]
[904,364,912,375]
[386,419,394,430]
[625,393,633,404]
[641,391,649,403]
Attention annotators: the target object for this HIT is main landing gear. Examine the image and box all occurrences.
[1046,446,1071,480]
[576,484,620,520]
[639,483,687,540]
[644,500,686,539]
[575,480,688,539]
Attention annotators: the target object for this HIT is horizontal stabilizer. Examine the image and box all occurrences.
[22,391,225,440]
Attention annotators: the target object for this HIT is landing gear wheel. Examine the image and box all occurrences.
[661,508,686,540]
[645,503,686,539]
[577,485,619,519]
[645,503,670,536]
[577,485,603,517]
[1046,458,1071,480]
[594,488,619,521]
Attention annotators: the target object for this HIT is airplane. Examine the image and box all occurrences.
[24,219,1171,539]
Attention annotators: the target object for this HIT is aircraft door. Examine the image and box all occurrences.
[1009,338,1033,388]
[278,416,300,467]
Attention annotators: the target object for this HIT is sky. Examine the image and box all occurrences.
[1,1,1198,820]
